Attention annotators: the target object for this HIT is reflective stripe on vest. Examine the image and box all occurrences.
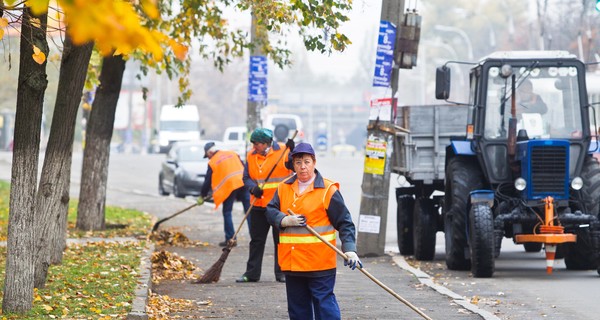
[280,231,336,244]
[213,170,244,194]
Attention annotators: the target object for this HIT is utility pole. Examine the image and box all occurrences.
[246,11,268,133]
[357,0,405,256]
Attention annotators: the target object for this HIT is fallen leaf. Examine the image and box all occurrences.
[32,45,46,64]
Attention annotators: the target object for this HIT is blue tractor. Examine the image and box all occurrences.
[397,51,600,278]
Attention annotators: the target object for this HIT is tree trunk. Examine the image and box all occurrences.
[33,35,93,288]
[76,55,125,231]
[2,7,48,314]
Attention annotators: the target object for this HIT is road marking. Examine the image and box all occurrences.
[392,254,501,320]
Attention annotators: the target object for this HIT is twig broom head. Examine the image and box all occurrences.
[194,245,233,284]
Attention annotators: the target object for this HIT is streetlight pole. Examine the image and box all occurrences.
[433,24,474,60]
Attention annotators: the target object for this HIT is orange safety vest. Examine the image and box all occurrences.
[276,178,340,272]
[246,143,292,207]
[208,150,244,208]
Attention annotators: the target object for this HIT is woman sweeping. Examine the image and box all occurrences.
[265,142,362,320]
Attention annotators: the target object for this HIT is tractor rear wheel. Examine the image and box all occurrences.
[413,197,437,260]
[444,157,484,271]
[396,194,415,255]
[565,156,600,270]
[469,203,495,277]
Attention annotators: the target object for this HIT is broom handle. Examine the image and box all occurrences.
[287,209,432,320]
[230,130,298,242]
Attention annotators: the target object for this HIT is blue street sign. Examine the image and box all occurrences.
[372,21,396,88]
[248,56,268,102]
[316,134,327,151]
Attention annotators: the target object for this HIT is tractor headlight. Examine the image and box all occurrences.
[571,177,583,190]
[514,177,527,191]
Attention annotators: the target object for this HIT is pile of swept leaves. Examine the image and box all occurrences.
[149,229,207,247]
[151,250,198,283]
[146,290,208,319]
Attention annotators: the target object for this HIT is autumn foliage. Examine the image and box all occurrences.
[0,0,187,63]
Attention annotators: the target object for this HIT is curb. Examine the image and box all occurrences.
[127,242,155,320]
[392,254,501,320]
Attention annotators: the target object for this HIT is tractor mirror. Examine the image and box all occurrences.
[435,66,451,100]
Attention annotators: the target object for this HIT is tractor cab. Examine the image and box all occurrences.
[438,51,592,201]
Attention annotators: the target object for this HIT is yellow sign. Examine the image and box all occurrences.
[364,138,386,175]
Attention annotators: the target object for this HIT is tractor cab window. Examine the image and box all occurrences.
[484,66,583,140]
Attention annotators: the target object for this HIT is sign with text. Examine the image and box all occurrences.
[369,97,397,122]
[358,214,381,234]
[248,55,268,103]
[364,137,387,175]
[372,21,396,87]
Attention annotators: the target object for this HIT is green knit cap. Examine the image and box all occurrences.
[250,128,273,144]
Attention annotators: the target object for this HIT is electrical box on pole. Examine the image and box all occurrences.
[356,0,406,257]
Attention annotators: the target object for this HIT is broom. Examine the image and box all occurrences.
[287,209,433,320]
[195,131,297,284]
[151,196,212,232]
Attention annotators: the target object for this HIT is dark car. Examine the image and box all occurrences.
[158,140,217,197]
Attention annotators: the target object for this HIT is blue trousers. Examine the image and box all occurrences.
[222,187,251,241]
[285,273,340,320]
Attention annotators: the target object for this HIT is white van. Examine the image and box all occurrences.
[154,105,202,153]
[264,113,304,142]
[222,126,248,160]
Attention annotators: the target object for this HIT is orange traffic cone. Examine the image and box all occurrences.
[545,244,557,274]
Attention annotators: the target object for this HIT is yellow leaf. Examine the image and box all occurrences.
[43,304,54,311]
[32,45,46,64]
[0,29,4,41]
[142,0,159,19]
[28,0,50,16]
[0,17,8,28]
[30,18,41,29]
[169,40,188,61]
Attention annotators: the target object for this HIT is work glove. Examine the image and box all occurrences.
[196,197,205,206]
[344,251,362,270]
[281,215,307,228]
[285,138,295,151]
[250,186,264,198]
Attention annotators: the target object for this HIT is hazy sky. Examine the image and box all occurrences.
[304,1,382,80]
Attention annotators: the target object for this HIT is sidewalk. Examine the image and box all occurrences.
[143,199,493,320]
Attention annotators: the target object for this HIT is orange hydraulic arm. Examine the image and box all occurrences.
[514,196,576,274]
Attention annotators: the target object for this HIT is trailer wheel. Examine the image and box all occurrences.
[523,242,542,252]
[413,197,437,260]
[469,203,495,277]
[444,157,484,271]
[565,229,598,270]
[396,194,415,255]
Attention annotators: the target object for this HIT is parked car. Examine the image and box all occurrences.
[158,140,217,198]
[331,143,357,157]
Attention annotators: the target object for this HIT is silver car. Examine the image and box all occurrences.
[158,140,216,197]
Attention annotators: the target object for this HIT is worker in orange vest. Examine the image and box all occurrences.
[236,128,294,283]
[265,142,361,320]
[200,141,250,247]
